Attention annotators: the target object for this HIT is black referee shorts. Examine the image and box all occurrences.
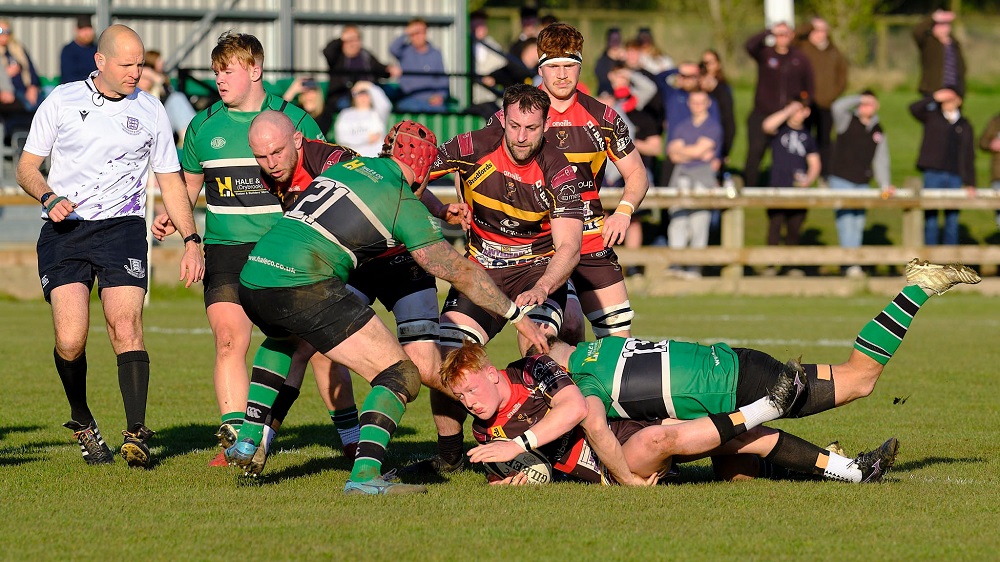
[37,217,148,302]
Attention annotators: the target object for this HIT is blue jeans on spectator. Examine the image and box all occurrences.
[829,175,867,248]
[923,169,962,245]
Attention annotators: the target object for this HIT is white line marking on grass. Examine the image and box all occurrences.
[644,335,855,348]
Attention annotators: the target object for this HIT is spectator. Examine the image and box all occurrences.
[0,18,43,114]
[828,91,892,278]
[333,80,391,157]
[469,10,525,117]
[138,50,196,145]
[517,38,541,87]
[700,49,735,166]
[744,21,814,188]
[322,25,398,111]
[509,6,540,58]
[390,18,449,113]
[635,27,674,74]
[797,17,848,180]
[978,113,1000,231]
[613,52,662,166]
[595,27,623,96]
[913,10,965,97]
[283,75,333,136]
[910,89,975,246]
[665,90,722,279]
[59,15,97,84]
[761,98,820,271]
[657,60,721,185]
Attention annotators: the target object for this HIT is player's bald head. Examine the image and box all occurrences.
[97,24,143,58]
[250,110,296,141]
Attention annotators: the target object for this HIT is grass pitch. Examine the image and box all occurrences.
[2,289,999,561]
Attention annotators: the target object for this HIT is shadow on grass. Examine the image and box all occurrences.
[893,455,986,472]
[0,425,61,466]
[0,424,45,440]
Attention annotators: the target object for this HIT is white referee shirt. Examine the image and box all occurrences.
[23,73,180,221]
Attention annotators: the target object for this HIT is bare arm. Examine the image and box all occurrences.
[602,149,649,246]
[516,216,581,306]
[801,153,822,187]
[152,171,204,240]
[762,103,798,135]
[467,384,588,464]
[155,170,205,287]
[580,396,652,486]
[17,152,77,222]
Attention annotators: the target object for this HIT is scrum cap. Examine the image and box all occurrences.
[383,120,437,189]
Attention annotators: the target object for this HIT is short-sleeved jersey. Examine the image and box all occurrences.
[770,124,818,188]
[429,126,584,269]
[471,355,603,483]
[182,94,325,246]
[240,157,444,289]
[568,336,739,421]
[486,93,636,254]
[23,77,179,221]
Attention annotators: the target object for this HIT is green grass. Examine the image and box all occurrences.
[3,291,1000,560]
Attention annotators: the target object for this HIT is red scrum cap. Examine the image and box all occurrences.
[383,120,438,189]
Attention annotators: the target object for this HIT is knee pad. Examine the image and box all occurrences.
[586,300,635,338]
[526,301,564,333]
[371,360,422,402]
[791,364,836,418]
[439,323,487,349]
[565,279,579,302]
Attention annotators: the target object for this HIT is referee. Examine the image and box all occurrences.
[16,24,204,468]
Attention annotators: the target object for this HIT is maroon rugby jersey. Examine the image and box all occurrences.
[486,93,635,254]
[471,354,602,483]
[429,126,584,269]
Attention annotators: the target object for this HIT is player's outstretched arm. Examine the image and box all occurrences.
[580,395,657,486]
[411,240,549,353]
[602,150,648,247]
[515,217,581,307]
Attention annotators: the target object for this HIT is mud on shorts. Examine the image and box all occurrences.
[203,243,255,307]
[37,217,148,302]
[238,277,376,354]
[439,258,567,347]
[347,251,439,344]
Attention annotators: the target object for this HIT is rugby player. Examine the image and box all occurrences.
[407,83,585,474]
[225,120,549,495]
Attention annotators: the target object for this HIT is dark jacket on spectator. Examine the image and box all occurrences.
[910,96,975,187]
[746,30,814,115]
[321,39,391,104]
[912,17,966,97]
[978,114,1000,183]
[796,27,847,109]
[707,79,735,159]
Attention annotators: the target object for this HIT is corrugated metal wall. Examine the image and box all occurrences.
[2,0,467,102]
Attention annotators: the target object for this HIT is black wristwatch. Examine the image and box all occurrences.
[40,192,56,206]
[183,233,202,245]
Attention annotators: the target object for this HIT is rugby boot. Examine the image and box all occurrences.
[399,454,465,476]
[225,438,258,468]
[64,420,114,465]
[767,357,808,417]
[905,259,981,295]
[852,437,899,483]
[344,470,427,496]
[825,441,847,457]
[242,439,270,478]
[120,423,156,468]
[214,422,239,449]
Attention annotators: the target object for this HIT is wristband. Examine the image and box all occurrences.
[183,233,202,245]
[515,431,537,452]
[615,201,635,217]
[44,195,68,213]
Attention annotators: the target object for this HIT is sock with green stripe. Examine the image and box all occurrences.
[349,386,405,483]
[237,337,295,446]
[221,412,244,428]
[853,285,929,365]
[331,406,360,448]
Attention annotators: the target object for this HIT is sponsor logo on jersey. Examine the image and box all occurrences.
[489,425,508,439]
[557,184,580,204]
[466,161,495,191]
[550,165,576,188]
[500,169,523,183]
[500,218,520,229]
[215,177,234,197]
[603,105,616,124]
[585,121,604,151]
[550,119,572,127]
[210,136,226,149]
[458,132,474,156]
[480,240,532,260]
[124,258,146,279]
[79,110,89,122]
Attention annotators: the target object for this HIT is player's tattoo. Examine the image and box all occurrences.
[412,241,511,317]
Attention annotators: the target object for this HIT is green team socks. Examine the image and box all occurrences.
[237,337,295,446]
[853,285,929,365]
[349,386,405,483]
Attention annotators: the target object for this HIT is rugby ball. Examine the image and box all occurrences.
[483,447,553,485]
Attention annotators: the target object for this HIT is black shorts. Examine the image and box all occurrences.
[37,217,148,302]
[348,251,436,310]
[238,278,376,354]
[204,243,255,307]
[441,259,568,342]
[733,347,784,408]
[570,249,625,294]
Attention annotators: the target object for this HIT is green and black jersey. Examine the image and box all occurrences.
[568,336,739,421]
[240,157,444,289]
[182,94,325,245]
